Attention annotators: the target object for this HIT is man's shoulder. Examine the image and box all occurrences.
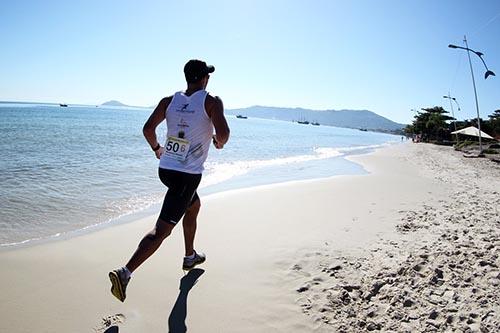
[205,93,222,106]
[161,95,174,105]
[204,93,224,118]
[153,96,174,113]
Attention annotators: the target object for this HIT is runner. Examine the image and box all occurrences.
[109,59,230,302]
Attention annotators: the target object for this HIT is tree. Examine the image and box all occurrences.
[487,109,500,138]
[406,106,453,142]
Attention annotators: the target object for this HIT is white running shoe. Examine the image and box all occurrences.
[183,250,206,271]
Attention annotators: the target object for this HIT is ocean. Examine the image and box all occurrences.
[0,103,400,247]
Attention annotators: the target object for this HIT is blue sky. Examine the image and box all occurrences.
[1,0,499,123]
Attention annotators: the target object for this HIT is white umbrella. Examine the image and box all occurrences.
[451,126,494,139]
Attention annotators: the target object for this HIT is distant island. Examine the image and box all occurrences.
[101,100,157,109]
[226,106,406,134]
[101,100,130,107]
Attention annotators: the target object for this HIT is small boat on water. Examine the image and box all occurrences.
[359,128,368,131]
[311,121,320,126]
[59,103,68,107]
[297,114,310,124]
[236,115,248,119]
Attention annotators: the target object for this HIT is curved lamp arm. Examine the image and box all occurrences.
[448,44,496,79]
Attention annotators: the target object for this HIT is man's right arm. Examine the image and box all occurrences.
[143,96,172,158]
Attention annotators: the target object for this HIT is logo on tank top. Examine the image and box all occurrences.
[177,118,190,131]
[176,103,195,113]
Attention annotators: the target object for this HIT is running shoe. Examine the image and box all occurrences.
[183,251,206,271]
[109,267,130,302]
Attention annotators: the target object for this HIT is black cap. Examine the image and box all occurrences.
[184,59,215,83]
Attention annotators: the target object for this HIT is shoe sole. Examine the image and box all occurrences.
[182,257,206,271]
[109,271,126,302]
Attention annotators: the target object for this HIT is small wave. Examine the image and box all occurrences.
[0,232,61,248]
[336,143,391,154]
[200,144,385,189]
[105,194,162,215]
[201,143,392,189]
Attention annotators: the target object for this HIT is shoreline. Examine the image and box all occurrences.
[2,143,497,332]
[0,142,398,251]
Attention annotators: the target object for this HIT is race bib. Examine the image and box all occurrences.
[164,136,190,161]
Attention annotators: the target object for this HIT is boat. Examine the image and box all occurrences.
[297,114,309,124]
[359,128,367,131]
[59,103,68,107]
[311,121,320,126]
[236,115,248,119]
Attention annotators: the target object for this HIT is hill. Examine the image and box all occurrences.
[101,100,129,107]
[226,106,405,133]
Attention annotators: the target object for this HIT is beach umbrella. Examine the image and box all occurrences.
[451,126,494,139]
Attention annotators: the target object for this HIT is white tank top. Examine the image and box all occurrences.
[159,90,214,174]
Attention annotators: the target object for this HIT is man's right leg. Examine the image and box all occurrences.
[109,218,175,302]
[125,218,176,273]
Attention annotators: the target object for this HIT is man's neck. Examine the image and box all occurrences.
[185,84,204,96]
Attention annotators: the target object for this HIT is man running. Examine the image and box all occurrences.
[109,59,230,302]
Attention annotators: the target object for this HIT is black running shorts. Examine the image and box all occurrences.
[158,168,202,224]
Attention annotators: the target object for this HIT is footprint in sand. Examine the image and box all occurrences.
[93,314,126,333]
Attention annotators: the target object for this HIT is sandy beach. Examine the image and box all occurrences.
[1,143,499,332]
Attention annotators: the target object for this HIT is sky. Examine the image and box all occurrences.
[0,0,499,124]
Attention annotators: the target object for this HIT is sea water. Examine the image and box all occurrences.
[0,103,400,246]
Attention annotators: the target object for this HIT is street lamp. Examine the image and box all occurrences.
[451,97,461,113]
[448,35,495,154]
[443,93,459,142]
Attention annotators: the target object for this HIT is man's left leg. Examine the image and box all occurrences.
[183,197,201,257]
[182,197,206,270]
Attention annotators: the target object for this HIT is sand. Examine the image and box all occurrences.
[291,144,500,332]
[0,143,498,332]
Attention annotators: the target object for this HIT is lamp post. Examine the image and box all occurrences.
[443,93,458,132]
[448,35,495,154]
[443,91,460,143]
[451,97,461,113]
